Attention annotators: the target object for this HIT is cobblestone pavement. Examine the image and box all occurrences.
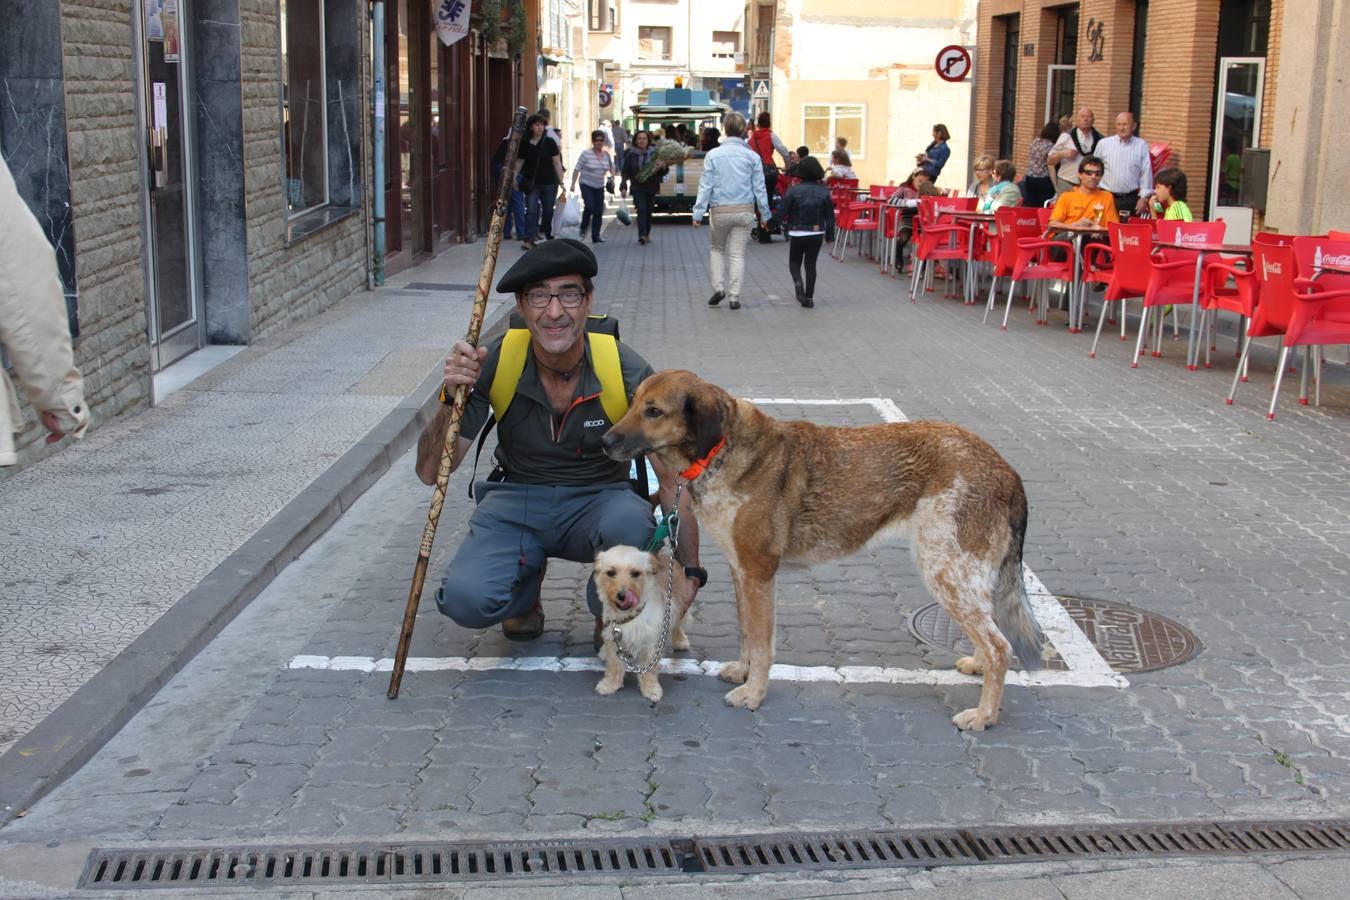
[0,245,511,759]
[3,217,1350,890]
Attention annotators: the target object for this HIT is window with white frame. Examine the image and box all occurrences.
[638,26,672,60]
[280,0,328,215]
[802,103,865,160]
[711,31,739,59]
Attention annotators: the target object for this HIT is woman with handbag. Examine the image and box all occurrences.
[619,131,668,246]
[513,114,564,249]
[569,130,616,244]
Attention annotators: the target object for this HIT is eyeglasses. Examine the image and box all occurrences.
[1080,169,1104,177]
[523,288,586,308]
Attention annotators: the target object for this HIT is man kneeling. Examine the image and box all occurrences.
[416,239,703,648]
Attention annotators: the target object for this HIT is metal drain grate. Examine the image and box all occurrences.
[79,819,1350,889]
[80,837,686,889]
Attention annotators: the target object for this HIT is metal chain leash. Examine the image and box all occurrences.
[613,482,682,674]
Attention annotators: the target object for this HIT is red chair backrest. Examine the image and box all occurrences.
[1329,230,1350,241]
[1250,242,1299,337]
[991,207,1043,274]
[1035,207,1052,229]
[1293,236,1350,291]
[869,184,899,199]
[1253,231,1294,247]
[1148,141,1172,176]
[1107,222,1156,294]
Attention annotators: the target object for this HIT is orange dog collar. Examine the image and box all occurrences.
[678,437,726,480]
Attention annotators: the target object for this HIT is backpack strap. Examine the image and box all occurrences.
[488,329,531,421]
[588,331,626,425]
[487,315,628,423]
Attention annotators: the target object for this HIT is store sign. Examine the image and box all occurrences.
[434,0,472,47]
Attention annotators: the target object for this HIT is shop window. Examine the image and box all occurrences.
[638,26,672,60]
[802,104,865,160]
[281,0,327,215]
[711,31,739,59]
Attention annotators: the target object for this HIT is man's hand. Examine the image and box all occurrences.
[691,217,702,228]
[444,340,487,389]
[40,411,66,445]
[1134,195,1150,215]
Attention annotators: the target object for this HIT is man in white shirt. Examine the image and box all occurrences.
[1094,112,1153,216]
[1047,107,1103,193]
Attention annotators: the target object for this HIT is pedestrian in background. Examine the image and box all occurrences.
[610,117,629,172]
[619,130,668,246]
[700,127,721,152]
[915,124,952,180]
[692,111,770,311]
[768,156,835,308]
[1,157,89,466]
[491,131,527,240]
[515,114,564,249]
[569,129,616,244]
[748,111,790,242]
[1023,121,1060,208]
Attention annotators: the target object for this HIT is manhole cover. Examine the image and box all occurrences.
[908,596,1201,673]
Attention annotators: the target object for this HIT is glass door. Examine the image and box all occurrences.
[136,0,203,371]
[1044,64,1076,125]
[1209,57,1264,224]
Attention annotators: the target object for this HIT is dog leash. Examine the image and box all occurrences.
[613,482,683,674]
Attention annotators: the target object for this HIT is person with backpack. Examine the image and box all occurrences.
[513,114,564,248]
[767,156,836,308]
[748,111,790,243]
[416,240,703,650]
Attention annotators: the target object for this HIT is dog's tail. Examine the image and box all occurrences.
[992,491,1047,671]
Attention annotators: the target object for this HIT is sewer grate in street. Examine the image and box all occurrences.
[908,595,1202,673]
[78,819,1350,888]
[402,282,477,291]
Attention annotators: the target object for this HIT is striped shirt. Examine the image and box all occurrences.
[571,148,614,189]
[1095,135,1153,196]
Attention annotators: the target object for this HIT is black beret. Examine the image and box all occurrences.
[496,238,598,293]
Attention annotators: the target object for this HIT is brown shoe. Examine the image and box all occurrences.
[502,598,544,641]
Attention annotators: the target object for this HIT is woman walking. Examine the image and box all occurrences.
[513,114,564,248]
[619,130,668,245]
[569,129,616,243]
[768,156,835,308]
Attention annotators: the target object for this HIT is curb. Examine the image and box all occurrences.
[0,310,510,826]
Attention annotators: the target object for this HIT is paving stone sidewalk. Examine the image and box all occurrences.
[2,218,1349,893]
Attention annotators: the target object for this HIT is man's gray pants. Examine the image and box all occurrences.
[436,480,655,628]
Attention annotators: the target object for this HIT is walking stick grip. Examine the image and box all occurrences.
[388,106,529,699]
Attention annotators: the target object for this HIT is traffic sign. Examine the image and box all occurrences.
[935,45,972,82]
[598,88,613,108]
[752,79,770,100]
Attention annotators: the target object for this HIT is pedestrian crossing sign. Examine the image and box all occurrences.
[753,80,770,100]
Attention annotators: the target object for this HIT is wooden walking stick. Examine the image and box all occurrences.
[388,106,528,699]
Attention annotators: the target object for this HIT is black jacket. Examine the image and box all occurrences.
[770,182,836,241]
[620,148,666,194]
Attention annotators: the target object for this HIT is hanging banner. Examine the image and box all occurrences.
[434,0,473,47]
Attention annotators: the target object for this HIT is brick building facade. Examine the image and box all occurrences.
[973,0,1282,229]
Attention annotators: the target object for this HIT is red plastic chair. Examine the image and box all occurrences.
[1329,230,1350,241]
[1239,241,1350,419]
[869,184,899,199]
[1000,217,1076,326]
[830,199,882,260]
[982,207,1046,328]
[1148,141,1172,176]
[907,196,976,301]
[1087,223,1155,357]
[1292,236,1350,295]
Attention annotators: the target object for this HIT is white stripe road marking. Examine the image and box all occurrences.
[288,654,1124,688]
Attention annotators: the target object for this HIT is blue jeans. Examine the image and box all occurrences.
[436,481,655,627]
[579,184,606,241]
[525,184,559,241]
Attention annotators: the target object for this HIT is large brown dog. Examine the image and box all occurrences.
[601,370,1045,730]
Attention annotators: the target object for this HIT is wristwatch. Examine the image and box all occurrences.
[683,565,709,588]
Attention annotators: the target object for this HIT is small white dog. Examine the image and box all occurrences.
[593,545,692,703]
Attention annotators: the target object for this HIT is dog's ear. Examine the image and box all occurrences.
[684,388,726,460]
